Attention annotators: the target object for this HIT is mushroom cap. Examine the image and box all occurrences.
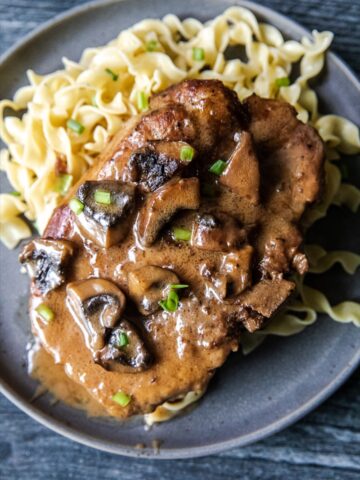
[220,131,260,204]
[19,238,75,294]
[66,278,126,352]
[135,177,200,247]
[191,212,247,252]
[129,140,195,192]
[75,181,136,248]
[77,180,136,228]
[96,320,153,373]
[128,265,179,315]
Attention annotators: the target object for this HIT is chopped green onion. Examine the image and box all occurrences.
[94,189,111,205]
[159,283,189,312]
[146,40,158,52]
[339,163,349,180]
[105,68,119,81]
[55,173,73,196]
[192,47,205,61]
[112,391,131,407]
[137,91,149,111]
[36,304,55,323]
[172,227,191,241]
[158,300,167,311]
[69,197,84,215]
[67,118,85,135]
[117,332,129,348]
[10,191,21,196]
[201,183,217,197]
[275,77,290,87]
[180,145,194,163]
[209,159,227,175]
[159,289,179,313]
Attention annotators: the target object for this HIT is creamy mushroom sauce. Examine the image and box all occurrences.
[28,343,107,417]
[29,218,238,417]
[24,80,324,420]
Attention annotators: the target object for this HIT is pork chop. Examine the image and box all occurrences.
[21,80,324,418]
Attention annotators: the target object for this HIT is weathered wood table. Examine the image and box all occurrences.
[0,1,359,478]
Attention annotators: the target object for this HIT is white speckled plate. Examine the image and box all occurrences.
[0,0,359,459]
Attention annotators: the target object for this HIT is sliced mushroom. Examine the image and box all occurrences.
[219,131,260,204]
[219,245,253,297]
[66,278,126,353]
[76,180,136,248]
[191,212,247,252]
[19,239,75,294]
[96,320,152,373]
[129,141,195,192]
[199,246,253,300]
[135,177,200,247]
[128,265,180,315]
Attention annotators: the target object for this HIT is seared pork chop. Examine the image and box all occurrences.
[21,80,324,418]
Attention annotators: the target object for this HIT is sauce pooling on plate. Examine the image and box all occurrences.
[28,343,106,417]
[20,80,324,418]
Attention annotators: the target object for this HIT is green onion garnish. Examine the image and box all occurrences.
[10,191,21,197]
[112,391,131,407]
[159,285,189,312]
[180,145,194,163]
[172,227,191,241]
[275,77,290,87]
[67,118,85,135]
[69,198,84,215]
[209,159,227,175]
[193,47,205,61]
[117,332,129,348]
[55,173,73,196]
[159,289,179,313]
[36,304,55,323]
[146,40,158,52]
[137,91,149,111]
[94,189,111,205]
[105,68,119,81]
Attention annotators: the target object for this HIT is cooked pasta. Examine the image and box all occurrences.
[0,6,359,423]
[305,245,360,275]
[144,391,204,426]
[333,183,360,213]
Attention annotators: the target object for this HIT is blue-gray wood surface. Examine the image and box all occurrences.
[0,0,359,478]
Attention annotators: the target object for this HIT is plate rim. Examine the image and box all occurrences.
[0,0,359,459]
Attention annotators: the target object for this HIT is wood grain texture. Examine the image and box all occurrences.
[0,0,359,478]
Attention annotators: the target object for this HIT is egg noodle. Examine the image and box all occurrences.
[0,7,359,423]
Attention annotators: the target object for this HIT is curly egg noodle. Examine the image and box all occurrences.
[0,7,359,422]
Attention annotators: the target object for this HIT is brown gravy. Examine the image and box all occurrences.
[28,342,107,417]
[22,80,324,420]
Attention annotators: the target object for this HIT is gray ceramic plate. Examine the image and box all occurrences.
[0,0,359,459]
